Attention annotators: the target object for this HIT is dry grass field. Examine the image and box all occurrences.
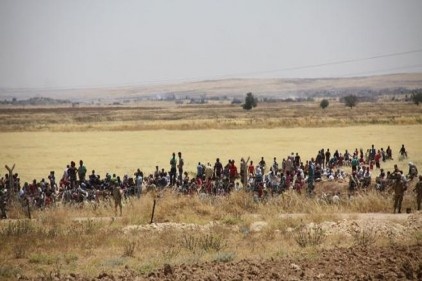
[0,100,421,184]
[1,100,421,132]
[0,100,421,280]
[0,124,421,184]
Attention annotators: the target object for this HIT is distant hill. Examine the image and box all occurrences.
[1,73,422,104]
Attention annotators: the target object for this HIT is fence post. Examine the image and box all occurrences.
[150,199,156,224]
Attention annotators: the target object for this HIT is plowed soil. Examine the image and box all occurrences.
[24,244,422,281]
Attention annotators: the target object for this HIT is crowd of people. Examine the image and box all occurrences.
[0,144,421,218]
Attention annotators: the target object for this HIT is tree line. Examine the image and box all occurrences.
[242,89,422,111]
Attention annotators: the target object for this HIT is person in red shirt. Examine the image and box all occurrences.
[375,150,382,169]
[229,160,238,184]
[248,161,255,176]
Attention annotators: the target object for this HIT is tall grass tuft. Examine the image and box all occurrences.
[122,241,137,257]
[1,220,34,237]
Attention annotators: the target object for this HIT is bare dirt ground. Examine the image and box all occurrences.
[121,245,421,281]
[21,244,422,280]
[17,212,422,281]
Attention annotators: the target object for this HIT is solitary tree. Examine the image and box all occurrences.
[320,99,329,110]
[343,95,358,108]
[242,92,258,110]
[411,89,422,105]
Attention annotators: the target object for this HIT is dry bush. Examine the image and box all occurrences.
[294,224,326,248]
[351,226,378,248]
[122,241,137,257]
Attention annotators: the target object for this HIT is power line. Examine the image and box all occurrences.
[122,48,422,84]
[339,63,422,78]
[221,48,422,77]
[4,48,422,90]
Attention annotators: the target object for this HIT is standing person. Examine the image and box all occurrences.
[112,183,122,216]
[248,161,255,177]
[393,173,406,213]
[169,153,177,186]
[370,145,376,161]
[333,150,339,160]
[351,155,359,172]
[240,158,249,188]
[196,162,204,179]
[413,176,422,211]
[375,150,381,169]
[285,157,293,175]
[67,161,78,190]
[62,165,69,183]
[272,157,279,176]
[48,171,56,191]
[177,152,184,182]
[400,144,407,158]
[380,148,386,162]
[325,149,331,168]
[0,187,6,219]
[135,172,143,199]
[316,151,323,169]
[408,162,418,180]
[214,158,223,179]
[307,159,315,196]
[259,157,266,175]
[204,162,213,181]
[153,166,160,180]
[229,160,238,185]
[386,145,392,160]
[78,160,87,183]
[348,171,358,198]
[294,153,301,169]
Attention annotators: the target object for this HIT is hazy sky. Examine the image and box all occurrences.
[1,0,422,89]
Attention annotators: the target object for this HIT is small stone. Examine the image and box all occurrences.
[316,273,325,279]
[290,263,301,271]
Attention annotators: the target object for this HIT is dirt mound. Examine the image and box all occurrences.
[122,221,221,234]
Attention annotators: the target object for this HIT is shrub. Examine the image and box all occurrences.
[122,241,137,257]
[294,224,326,247]
[180,232,226,252]
[351,226,378,248]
